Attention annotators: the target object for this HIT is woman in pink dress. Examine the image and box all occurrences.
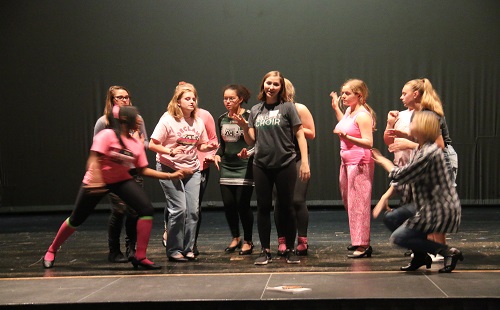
[330,79,377,258]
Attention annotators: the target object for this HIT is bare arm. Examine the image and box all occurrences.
[294,125,311,182]
[137,167,192,180]
[388,138,419,153]
[149,138,182,157]
[383,110,399,146]
[372,148,395,173]
[295,103,315,140]
[373,186,394,219]
[197,141,219,152]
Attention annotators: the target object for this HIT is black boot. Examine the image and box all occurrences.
[124,213,137,261]
[401,253,432,271]
[108,211,127,263]
[125,241,136,262]
[108,243,128,263]
[439,248,464,273]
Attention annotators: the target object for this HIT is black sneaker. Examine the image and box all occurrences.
[285,249,300,264]
[254,250,272,265]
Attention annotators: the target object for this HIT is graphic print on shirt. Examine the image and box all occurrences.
[109,147,135,168]
[175,125,201,155]
[221,121,243,143]
[255,110,281,128]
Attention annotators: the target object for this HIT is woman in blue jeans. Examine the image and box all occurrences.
[372,111,462,273]
[149,83,218,262]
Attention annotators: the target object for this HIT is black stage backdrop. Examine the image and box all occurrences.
[1,0,499,209]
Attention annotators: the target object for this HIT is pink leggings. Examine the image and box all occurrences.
[339,162,374,246]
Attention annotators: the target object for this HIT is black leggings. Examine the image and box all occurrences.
[253,162,297,249]
[221,184,254,242]
[69,180,154,227]
[274,156,310,238]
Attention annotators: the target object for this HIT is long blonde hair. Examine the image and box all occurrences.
[167,82,198,120]
[405,78,444,116]
[284,78,295,103]
[343,79,377,131]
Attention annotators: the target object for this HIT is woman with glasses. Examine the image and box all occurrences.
[211,84,255,255]
[93,86,148,264]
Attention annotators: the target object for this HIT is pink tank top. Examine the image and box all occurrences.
[335,108,373,165]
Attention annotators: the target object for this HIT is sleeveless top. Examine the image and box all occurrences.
[334,107,373,165]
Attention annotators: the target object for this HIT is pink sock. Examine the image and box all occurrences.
[135,217,153,261]
[44,219,76,261]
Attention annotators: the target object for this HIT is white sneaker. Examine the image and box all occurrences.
[428,254,444,262]
[432,254,444,262]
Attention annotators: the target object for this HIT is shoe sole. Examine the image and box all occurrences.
[254,259,272,265]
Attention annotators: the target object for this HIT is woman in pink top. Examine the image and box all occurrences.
[43,106,190,270]
[330,79,377,258]
[149,84,218,262]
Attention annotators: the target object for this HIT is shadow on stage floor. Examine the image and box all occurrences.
[0,206,498,309]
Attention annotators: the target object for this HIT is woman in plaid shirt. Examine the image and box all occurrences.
[372,111,463,273]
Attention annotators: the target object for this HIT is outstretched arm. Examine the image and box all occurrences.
[295,103,316,140]
[137,167,193,180]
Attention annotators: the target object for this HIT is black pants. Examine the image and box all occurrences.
[253,162,297,249]
[69,180,154,227]
[274,156,310,238]
[221,184,254,241]
[107,176,142,248]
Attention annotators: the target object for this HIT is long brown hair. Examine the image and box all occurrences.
[257,70,288,102]
[103,85,132,116]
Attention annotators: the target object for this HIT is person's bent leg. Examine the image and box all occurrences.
[113,179,159,269]
[383,203,417,232]
[43,185,104,268]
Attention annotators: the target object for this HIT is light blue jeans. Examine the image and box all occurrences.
[157,162,201,257]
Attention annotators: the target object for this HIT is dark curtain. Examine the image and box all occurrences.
[1,0,499,208]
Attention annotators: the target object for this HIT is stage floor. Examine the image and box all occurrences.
[0,207,499,309]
